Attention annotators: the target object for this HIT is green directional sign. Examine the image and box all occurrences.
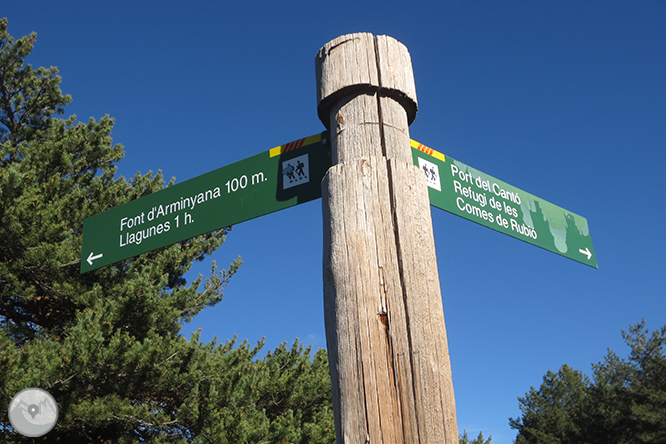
[410,140,597,268]
[81,134,331,273]
[82,131,596,273]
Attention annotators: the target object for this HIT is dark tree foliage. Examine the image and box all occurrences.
[510,321,666,444]
[509,365,589,444]
[459,430,492,444]
[0,18,334,443]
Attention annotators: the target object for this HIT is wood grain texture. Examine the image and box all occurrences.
[316,33,418,128]
[318,33,458,443]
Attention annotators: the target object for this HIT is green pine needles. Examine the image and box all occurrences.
[511,321,666,444]
[0,18,335,443]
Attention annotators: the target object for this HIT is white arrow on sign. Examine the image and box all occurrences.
[579,247,592,260]
[86,252,103,266]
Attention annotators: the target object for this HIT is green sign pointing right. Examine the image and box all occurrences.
[411,140,597,268]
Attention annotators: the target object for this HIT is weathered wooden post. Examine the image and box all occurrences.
[317,33,458,443]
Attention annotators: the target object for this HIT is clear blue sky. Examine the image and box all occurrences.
[4,2,665,442]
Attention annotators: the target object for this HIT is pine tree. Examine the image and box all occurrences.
[459,430,492,444]
[509,365,589,444]
[0,18,334,443]
[584,321,666,444]
[510,321,666,444]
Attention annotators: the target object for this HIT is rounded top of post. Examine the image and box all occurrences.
[315,33,418,128]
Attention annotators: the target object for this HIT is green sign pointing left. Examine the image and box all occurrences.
[81,134,330,273]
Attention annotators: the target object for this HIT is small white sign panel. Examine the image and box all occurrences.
[282,154,310,190]
[418,157,441,191]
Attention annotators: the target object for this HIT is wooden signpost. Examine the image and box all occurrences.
[317,33,457,443]
[81,32,597,443]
